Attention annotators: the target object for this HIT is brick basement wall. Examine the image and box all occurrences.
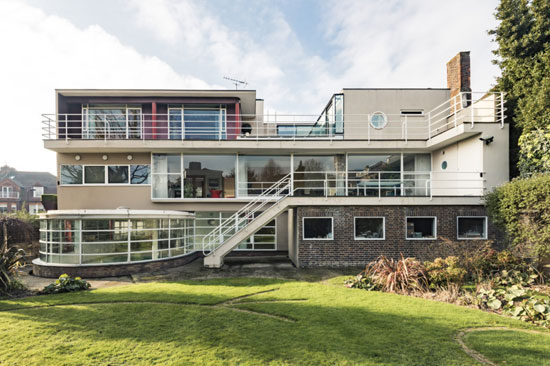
[32,251,203,278]
[297,205,504,268]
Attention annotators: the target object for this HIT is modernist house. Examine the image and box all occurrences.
[34,52,508,277]
[0,166,56,214]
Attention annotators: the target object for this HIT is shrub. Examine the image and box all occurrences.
[363,255,429,294]
[424,256,467,287]
[462,245,541,283]
[0,215,37,246]
[40,274,91,295]
[485,173,550,265]
[0,240,26,295]
[475,284,550,327]
[518,126,550,175]
[491,268,541,287]
[41,194,57,211]
[345,273,381,291]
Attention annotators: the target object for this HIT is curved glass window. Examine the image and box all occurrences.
[39,217,195,265]
[370,112,387,129]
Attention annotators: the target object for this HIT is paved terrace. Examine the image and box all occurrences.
[16,256,362,291]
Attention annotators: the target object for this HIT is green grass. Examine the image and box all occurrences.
[0,278,548,366]
[465,330,550,366]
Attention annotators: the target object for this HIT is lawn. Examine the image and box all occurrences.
[0,278,548,366]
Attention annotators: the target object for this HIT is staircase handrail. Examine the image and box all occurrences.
[202,173,292,254]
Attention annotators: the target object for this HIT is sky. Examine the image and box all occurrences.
[0,0,500,174]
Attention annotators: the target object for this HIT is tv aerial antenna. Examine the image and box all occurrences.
[223,76,248,90]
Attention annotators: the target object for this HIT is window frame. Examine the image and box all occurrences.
[33,186,44,198]
[405,216,437,240]
[369,111,388,129]
[456,216,488,240]
[302,216,334,241]
[60,164,84,185]
[60,164,151,186]
[354,216,385,240]
[107,165,130,185]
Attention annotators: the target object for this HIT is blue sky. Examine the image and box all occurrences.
[0,0,500,173]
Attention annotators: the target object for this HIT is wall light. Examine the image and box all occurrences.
[127,154,133,161]
[102,154,108,161]
[74,154,81,161]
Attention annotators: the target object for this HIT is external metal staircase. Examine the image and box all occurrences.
[202,174,293,268]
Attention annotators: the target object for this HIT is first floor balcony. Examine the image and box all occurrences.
[0,190,19,199]
[59,152,486,200]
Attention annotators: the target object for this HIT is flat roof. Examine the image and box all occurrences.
[55,89,258,115]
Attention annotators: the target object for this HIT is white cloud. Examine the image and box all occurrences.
[127,0,332,113]
[127,0,500,115]
[0,0,212,174]
[0,0,502,174]
[321,0,500,91]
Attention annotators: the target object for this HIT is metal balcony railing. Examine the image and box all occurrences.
[201,169,486,261]
[41,92,505,142]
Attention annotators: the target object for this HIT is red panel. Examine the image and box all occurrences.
[152,102,157,139]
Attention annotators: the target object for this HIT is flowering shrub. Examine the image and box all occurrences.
[40,274,91,295]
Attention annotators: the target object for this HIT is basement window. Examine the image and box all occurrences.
[406,217,436,240]
[303,217,333,240]
[354,217,385,240]
[457,216,487,240]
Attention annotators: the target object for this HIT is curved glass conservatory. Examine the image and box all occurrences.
[36,210,195,266]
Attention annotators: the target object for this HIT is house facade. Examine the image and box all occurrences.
[0,166,56,214]
[34,52,509,277]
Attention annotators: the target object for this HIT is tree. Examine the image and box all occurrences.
[489,0,550,176]
[485,173,550,266]
[518,125,550,174]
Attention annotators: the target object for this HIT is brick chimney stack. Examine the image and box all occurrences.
[447,51,471,111]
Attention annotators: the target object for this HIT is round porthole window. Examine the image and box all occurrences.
[370,112,387,129]
[441,161,448,170]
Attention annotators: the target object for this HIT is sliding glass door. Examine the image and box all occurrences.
[83,105,142,139]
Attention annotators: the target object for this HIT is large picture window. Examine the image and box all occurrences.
[293,155,345,197]
[168,106,227,140]
[403,154,431,196]
[406,217,436,240]
[237,155,290,196]
[348,154,401,197]
[152,154,182,198]
[354,217,385,240]
[152,154,236,199]
[303,217,333,240]
[83,105,142,139]
[183,155,236,198]
[457,216,487,239]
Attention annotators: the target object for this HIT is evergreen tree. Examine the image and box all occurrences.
[490,0,550,175]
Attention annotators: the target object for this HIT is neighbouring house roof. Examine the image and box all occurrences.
[0,167,56,192]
